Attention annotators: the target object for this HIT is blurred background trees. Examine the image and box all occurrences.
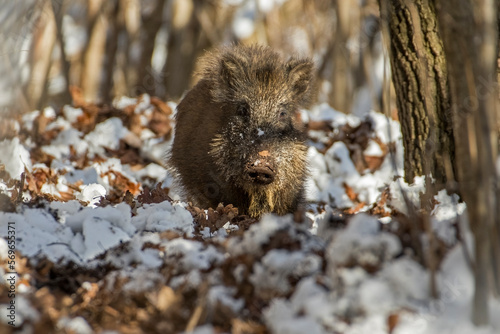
[0,0,386,116]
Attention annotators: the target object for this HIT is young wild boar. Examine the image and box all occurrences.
[169,44,314,217]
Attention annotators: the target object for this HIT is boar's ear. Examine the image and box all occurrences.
[285,58,314,104]
[219,55,247,93]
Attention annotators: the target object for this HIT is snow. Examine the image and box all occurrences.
[326,213,401,269]
[63,166,99,184]
[163,238,224,273]
[80,216,137,263]
[40,179,70,197]
[62,14,87,57]
[0,137,31,179]
[183,325,216,334]
[76,183,107,206]
[140,136,172,162]
[389,246,500,334]
[58,316,93,334]
[0,211,76,263]
[66,202,135,236]
[264,299,327,334]
[389,175,426,215]
[325,142,360,181]
[227,213,323,256]
[250,250,322,295]
[113,95,138,110]
[0,238,8,260]
[0,96,497,334]
[364,139,384,156]
[0,295,39,327]
[208,285,244,313]
[304,103,407,209]
[257,0,288,13]
[44,128,86,159]
[0,200,193,266]
[84,117,129,156]
[431,190,466,246]
[232,1,256,39]
[309,102,361,127]
[132,201,194,236]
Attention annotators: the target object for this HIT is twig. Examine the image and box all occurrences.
[50,0,72,105]
[17,172,25,203]
[184,282,208,332]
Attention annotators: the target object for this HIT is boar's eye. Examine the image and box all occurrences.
[278,109,288,120]
[237,102,250,116]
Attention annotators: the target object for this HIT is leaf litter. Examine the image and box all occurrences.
[0,95,497,334]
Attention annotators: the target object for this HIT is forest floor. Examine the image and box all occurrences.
[0,92,499,334]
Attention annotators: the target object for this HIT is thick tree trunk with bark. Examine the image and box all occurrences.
[382,0,454,185]
[382,0,499,327]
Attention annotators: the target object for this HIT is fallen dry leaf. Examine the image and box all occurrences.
[343,182,358,202]
[387,312,399,334]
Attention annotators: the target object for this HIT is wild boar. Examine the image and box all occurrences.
[169,44,314,217]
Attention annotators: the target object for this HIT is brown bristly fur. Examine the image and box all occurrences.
[169,44,314,217]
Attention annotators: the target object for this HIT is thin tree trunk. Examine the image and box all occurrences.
[162,0,202,99]
[50,0,72,106]
[81,0,107,103]
[101,0,120,103]
[122,0,141,97]
[135,0,166,97]
[26,1,57,110]
[329,0,356,114]
[437,0,499,326]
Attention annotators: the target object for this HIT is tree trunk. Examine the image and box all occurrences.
[80,0,107,103]
[50,0,72,106]
[101,0,120,103]
[329,0,357,114]
[382,0,499,326]
[135,0,166,97]
[162,0,202,100]
[26,1,57,110]
[381,0,454,186]
[436,0,499,326]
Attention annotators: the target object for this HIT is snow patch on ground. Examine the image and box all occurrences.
[0,138,31,179]
[1,99,497,333]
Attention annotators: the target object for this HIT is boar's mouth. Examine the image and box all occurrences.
[244,155,276,185]
[246,165,275,184]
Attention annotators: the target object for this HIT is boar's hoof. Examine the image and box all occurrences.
[246,165,275,185]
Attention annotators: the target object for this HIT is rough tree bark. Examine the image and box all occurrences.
[436,0,499,326]
[382,0,499,326]
[381,0,454,186]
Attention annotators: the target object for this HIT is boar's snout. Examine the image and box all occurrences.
[246,165,275,184]
[245,152,275,185]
